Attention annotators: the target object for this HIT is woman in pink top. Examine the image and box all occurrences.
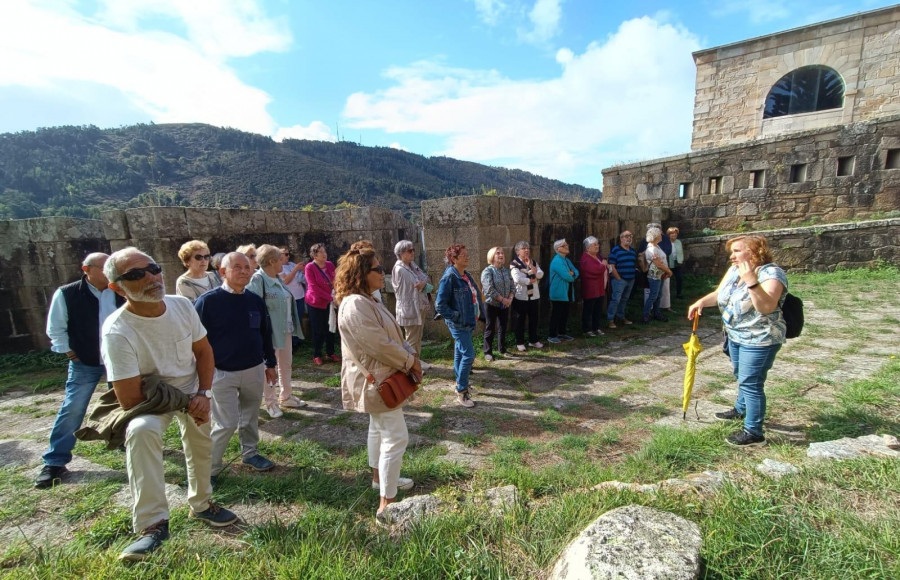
[304,243,338,365]
[579,236,609,337]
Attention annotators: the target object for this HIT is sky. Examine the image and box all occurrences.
[0,0,896,189]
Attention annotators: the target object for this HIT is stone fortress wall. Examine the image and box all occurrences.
[691,4,900,150]
[601,115,900,233]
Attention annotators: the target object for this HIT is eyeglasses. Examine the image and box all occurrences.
[115,263,162,282]
[405,248,415,253]
[247,254,257,259]
[194,254,211,261]
[370,265,385,274]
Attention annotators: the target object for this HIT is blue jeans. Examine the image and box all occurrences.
[43,360,105,466]
[643,278,662,318]
[607,278,635,321]
[728,341,781,437]
[448,324,475,392]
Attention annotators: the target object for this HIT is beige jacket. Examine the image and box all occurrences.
[338,294,416,414]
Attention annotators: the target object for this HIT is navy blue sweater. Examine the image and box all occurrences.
[195,287,277,371]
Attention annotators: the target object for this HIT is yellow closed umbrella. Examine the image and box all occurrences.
[682,315,703,420]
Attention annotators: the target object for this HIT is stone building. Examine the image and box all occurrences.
[602,5,900,233]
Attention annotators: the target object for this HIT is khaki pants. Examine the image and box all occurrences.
[210,364,265,476]
[401,324,424,356]
[125,410,212,532]
[265,332,293,405]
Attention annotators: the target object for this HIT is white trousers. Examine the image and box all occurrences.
[125,410,212,532]
[660,278,671,309]
[367,407,409,499]
[210,364,265,475]
[265,332,293,405]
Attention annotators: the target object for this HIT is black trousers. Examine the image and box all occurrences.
[672,266,683,298]
[512,298,540,345]
[549,300,570,338]
[307,304,335,358]
[581,297,605,332]
[483,304,509,354]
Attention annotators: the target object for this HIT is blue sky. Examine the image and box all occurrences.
[1,0,895,189]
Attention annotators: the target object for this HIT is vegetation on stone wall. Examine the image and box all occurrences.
[0,123,601,221]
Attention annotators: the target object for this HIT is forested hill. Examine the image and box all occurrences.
[0,123,601,221]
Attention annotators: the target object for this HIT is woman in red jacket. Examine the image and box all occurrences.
[579,236,609,337]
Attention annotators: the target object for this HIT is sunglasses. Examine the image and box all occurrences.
[370,265,385,274]
[194,254,211,261]
[115,263,162,282]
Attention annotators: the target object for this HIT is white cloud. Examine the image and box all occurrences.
[519,0,563,44]
[389,142,408,151]
[469,0,507,25]
[343,16,700,186]
[0,0,288,134]
[274,121,338,143]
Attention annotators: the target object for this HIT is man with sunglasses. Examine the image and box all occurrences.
[36,252,124,489]
[101,247,237,561]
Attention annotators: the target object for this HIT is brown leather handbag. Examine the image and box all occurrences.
[375,371,419,409]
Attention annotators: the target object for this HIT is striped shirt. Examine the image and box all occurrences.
[609,245,638,281]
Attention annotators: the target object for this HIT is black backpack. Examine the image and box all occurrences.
[782,293,804,339]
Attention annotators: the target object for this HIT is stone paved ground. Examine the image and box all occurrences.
[2,288,899,550]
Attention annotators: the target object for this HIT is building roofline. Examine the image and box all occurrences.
[692,3,900,58]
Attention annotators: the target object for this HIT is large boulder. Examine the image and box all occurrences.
[807,434,900,461]
[549,505,701,580]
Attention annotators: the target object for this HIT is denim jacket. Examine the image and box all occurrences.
[435,266,484,330]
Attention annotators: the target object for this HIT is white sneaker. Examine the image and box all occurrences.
[484,354,494,362]
[279,395,307,408]
[265,403,283,418]
[457,390,475,408]
[371,477,414,491]
[528,341,544,349]
[516,344,527,352]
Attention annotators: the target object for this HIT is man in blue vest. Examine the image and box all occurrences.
[37,252,123,488]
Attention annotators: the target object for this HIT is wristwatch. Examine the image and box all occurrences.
[195,389,212,399]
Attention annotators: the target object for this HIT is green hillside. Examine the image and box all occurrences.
[0,123,601,221]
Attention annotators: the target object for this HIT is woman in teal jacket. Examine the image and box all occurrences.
[548,239,579,343]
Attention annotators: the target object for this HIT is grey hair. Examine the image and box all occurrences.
[553,239,568,253]
[514,240,530,253]
[104,247,151,283]
[394,239,414,258]
[220,251,248,270]
[582,236,598,251]
[646,227,662,243]
[82,252,108,268]
[256,244,282,269]
[646,222,661,230]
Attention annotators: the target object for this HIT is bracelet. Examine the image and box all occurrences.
[747,283,759,289]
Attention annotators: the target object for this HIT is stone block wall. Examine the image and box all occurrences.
[681,219,900,275]
[103,206,418,295]
[0,217,109,353]
[602,116,900,233]
[1,207,417,354]
[691,4,900,150]
[419,195,663,337]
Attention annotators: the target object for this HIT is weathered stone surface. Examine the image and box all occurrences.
[548,505,702,580]
[381,494,442,531]
[484,485,518,513]
[593,471,725,496]
[756,458,800,479]
[807,434,900,460]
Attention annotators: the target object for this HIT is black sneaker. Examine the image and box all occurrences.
[34,465,68,489]
[190,502,238,527]
[119,520,169,562]
[714,408,744,421]
[726,429,766,447]
[653,314,668,322]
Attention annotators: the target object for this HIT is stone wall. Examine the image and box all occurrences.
[0,217,109,354]
[418,196,663,337]
[1,206,417,354]
[102,206,418,295]
[691,4,900,150]
[681,219,900,275]
[601,116,900,233]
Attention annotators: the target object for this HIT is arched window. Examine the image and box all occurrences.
[763,66,844,119]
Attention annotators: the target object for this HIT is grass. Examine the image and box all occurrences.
[2,266,900,578]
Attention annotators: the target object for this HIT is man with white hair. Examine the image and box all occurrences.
[36,252,123,489]
[101,247,237,561]
[195,252,278,482]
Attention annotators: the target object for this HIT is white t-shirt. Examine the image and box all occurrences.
[101,295,207,394]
